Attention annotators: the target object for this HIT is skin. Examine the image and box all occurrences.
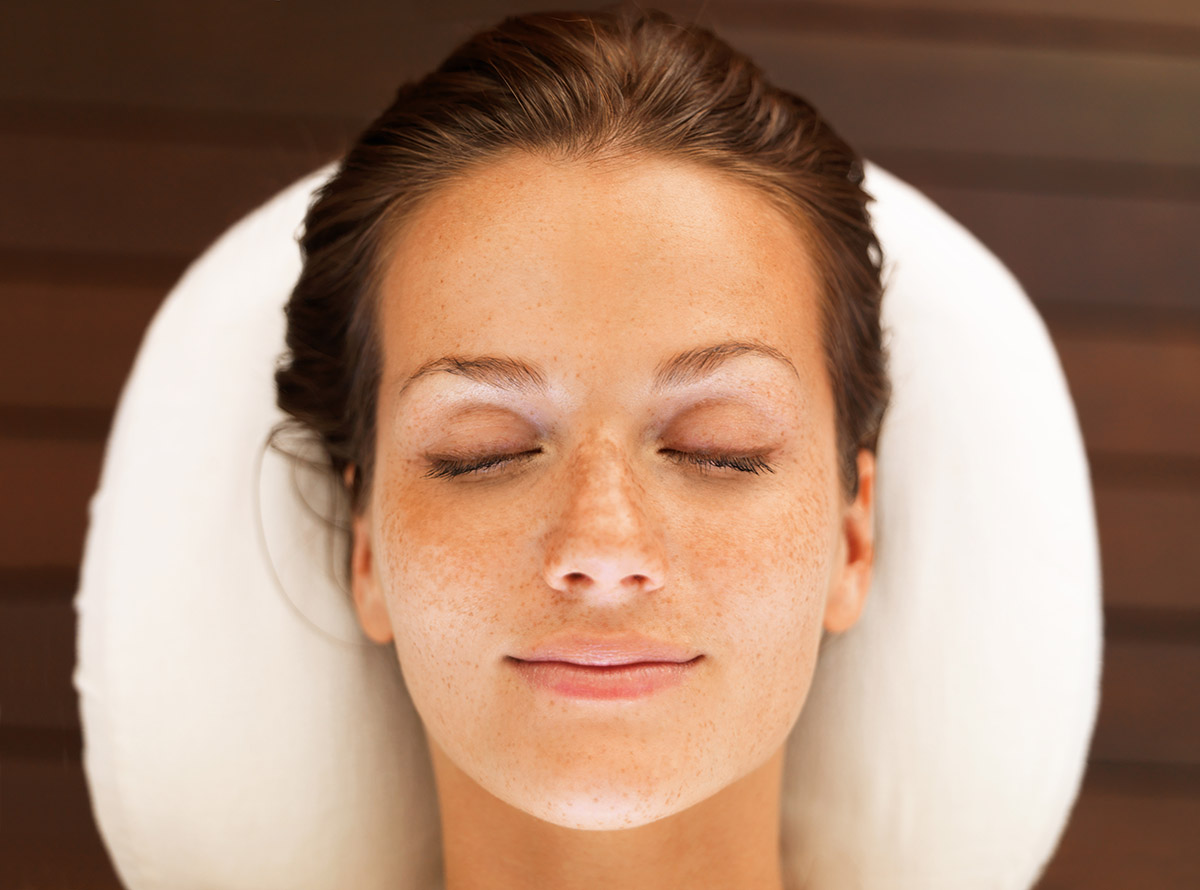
[346,150,876,890]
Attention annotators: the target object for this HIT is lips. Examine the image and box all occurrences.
[509,657,701,700]
[508,632,703,700]
[509,632,701,666]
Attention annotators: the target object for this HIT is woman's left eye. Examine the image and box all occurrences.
[661,449,776,475]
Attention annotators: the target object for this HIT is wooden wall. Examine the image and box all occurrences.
[1,0,1196,886]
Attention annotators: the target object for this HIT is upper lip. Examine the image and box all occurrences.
[510,632,701,666]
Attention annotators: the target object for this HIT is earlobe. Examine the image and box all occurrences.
[823,449,877,635]
[344,465,394,645]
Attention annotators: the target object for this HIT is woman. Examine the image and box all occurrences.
[274,5,888,888]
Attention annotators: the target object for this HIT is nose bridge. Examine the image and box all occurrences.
[542,432,667,598]
[573,435,638,513]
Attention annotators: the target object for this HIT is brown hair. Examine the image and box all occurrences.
[274,3,890,518]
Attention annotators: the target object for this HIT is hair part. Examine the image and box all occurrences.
[274,3,891,518]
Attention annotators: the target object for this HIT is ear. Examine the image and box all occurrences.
[344,464,394,644]
[823,449,877,635]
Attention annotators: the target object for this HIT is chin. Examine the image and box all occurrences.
[523,795,685,831]
[497,770,713,831]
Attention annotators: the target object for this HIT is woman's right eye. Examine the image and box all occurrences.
[422,449,542,480]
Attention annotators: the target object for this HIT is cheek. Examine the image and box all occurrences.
[674,466,835,718]
[370,470,536,671]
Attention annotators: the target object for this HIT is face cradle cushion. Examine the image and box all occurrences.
[74,161,1102,890]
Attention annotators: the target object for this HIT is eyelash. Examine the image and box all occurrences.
[422,449,775,480]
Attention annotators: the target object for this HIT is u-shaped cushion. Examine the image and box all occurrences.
[74,161,1101,890]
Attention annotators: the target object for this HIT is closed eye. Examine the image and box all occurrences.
[660,449,775,475]
[422,450,541,480]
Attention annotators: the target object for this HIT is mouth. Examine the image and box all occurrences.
[507,655,703,700]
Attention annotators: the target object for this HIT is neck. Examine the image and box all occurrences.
[428,739,786,890]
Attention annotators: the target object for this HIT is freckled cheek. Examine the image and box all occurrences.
[740,577,826,740]
[373,487,535,659]
[688,494,831,688]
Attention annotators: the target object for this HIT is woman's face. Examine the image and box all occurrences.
[350,150,875,830]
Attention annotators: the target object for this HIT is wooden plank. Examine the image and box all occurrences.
[1091,640,1200,766]
[728,30,1200,167]
[1083,759,1200,798]
[870,148,1200,203]
[1,4,1197,165]
[0,2,511,120]
[0,279,166,410]
[686,0,1200,59]
[1053,329,1200,458]
[1106,606,1200,646]
[0,132,337,258]
[1096,485,1200,612]
[778,0,1200,29]
[1036,781,1200,888]
[0,439,102,567]
[0,598,79,730]
[0,755,124,890]
[916,185,1200,314]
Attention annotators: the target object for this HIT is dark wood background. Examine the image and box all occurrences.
[1,1,1196,887]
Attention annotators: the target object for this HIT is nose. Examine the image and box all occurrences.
[541,438,667,602]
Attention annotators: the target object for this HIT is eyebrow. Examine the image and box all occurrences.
[395,339,800,402]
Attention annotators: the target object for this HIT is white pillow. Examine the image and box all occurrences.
[74,161,1101,890]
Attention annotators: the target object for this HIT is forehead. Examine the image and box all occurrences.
[374,150,826,392]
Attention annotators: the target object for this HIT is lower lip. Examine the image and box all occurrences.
[509,657,702,700]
